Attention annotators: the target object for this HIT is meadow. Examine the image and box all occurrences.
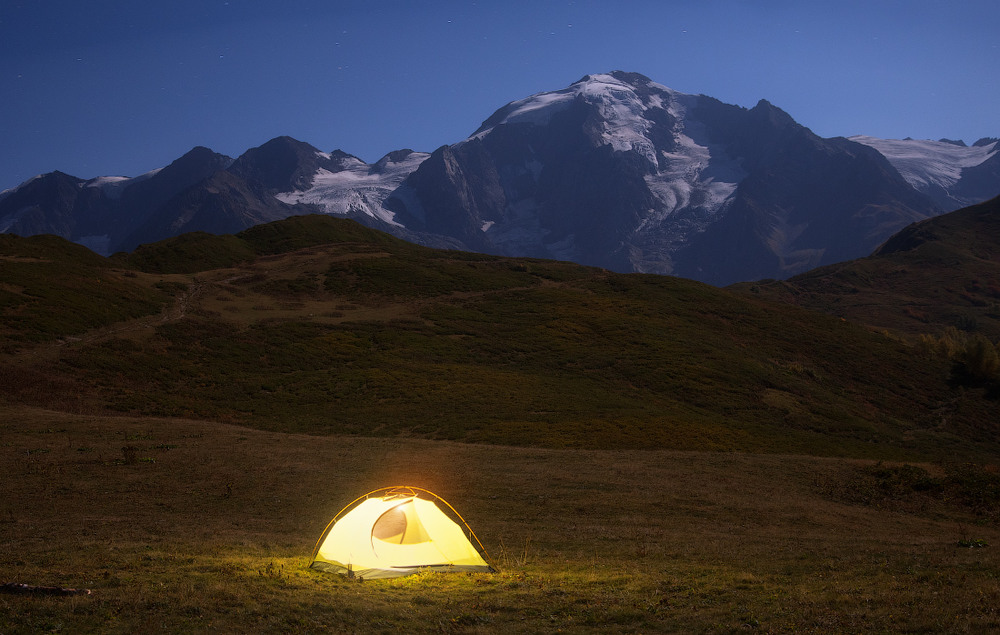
[2,216,998,632]
[3,406,999,633]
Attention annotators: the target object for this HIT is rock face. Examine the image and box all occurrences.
[0,146,243,254]
[2,71,995,284]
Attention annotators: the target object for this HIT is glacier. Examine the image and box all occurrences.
[275,151,429,226]
[850,136,997,191]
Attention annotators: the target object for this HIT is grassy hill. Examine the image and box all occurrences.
[0,234,171,353]
[735,195,1000,341]
[2,215,999,632]
[2,215,997,459]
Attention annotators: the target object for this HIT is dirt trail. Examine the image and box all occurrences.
[1,275,205,365]
[2,262,597,367]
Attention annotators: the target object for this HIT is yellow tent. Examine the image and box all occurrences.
[309,486,493,579]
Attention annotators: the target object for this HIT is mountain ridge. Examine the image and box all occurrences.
[2,70,997,285]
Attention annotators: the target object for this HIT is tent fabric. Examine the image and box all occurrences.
[310,487,492,580]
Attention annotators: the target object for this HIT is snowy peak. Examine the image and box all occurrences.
[473,71,685,153]
[466,70,739,217]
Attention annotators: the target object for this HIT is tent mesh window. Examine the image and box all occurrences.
[372,502,431,545]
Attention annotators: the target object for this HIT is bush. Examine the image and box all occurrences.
[918,328,1000,386]
[956,334,1000,383]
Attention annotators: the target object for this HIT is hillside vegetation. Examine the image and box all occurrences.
[1,215,997,459]
[0,234,171,353]
[2,214,999,632]
[737,195,1000,341]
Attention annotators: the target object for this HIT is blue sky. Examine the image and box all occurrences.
[2,0,997,192]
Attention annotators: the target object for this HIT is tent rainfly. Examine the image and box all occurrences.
[309,486,494,580]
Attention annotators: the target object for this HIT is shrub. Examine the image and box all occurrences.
[918,328,1000,386]
[956,334,1000,383]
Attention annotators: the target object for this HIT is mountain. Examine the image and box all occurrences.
[258,138,430,225]
[0,138,425,255]
[849,136,999,211]
[0,146,243,254]
[2,71,996,284]
[381,73,944,284]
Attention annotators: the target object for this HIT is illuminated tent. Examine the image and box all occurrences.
[309,486,493,579]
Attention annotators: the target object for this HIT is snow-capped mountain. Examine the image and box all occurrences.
[0,138,427,255]
[383,71,941,283]
[849,136,999,211]
[2,71,996,284]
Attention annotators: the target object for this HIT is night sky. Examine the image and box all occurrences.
[2,0,997,192]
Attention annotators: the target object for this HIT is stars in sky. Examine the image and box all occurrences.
[1,1,998,192]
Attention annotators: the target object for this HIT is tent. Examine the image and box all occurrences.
[309,486,493,580]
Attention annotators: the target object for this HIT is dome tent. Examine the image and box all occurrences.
[309,486,493,580]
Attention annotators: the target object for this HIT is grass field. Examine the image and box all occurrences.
[3,405,998,633]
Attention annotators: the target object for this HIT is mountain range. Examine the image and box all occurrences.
[2,71,997,285]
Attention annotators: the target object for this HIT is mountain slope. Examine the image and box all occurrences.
[670,102,937,283]
[0,233,171,353]
[114,169,313,252]
[734,195,1000,341]
[0,171,90,239]
[2,214,996,459]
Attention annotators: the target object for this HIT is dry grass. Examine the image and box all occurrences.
[2,405,998,633]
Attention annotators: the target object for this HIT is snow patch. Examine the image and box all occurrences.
[85,176,130,187]
[642,93,744,228]
[474,90,577,134]
[84,176,132,199]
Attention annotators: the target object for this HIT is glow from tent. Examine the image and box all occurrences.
[309,486,493,580]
